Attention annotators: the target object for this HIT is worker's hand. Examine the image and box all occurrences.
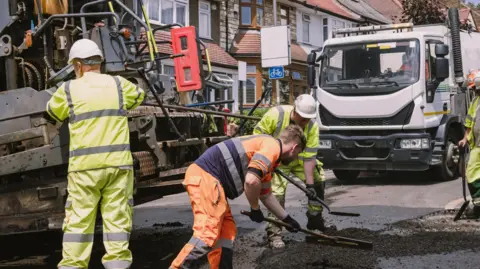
[458,138,468,148]
[306,184,317,200]
[282,215,301,233]
[249,207,264,223]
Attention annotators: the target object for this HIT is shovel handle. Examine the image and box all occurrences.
[240,210,337,241]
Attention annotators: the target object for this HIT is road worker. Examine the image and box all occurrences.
[458,70,480,219]
[45,39,145,269]
[169,125,306,269]
[253,94,333,249]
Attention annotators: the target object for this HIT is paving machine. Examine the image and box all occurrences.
[0,0,243,235]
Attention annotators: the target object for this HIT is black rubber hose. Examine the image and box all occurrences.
[448,8,464,85]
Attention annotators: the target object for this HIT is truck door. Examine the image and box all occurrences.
[425,40,450,116]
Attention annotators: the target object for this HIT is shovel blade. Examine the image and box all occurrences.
[329,211,361,217]
[305,236,373,250]
[453,200,470,222]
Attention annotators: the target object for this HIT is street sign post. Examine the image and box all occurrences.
[269,66,285,79]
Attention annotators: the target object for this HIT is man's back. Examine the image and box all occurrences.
[46,72,144,172]
[194,134,281,199]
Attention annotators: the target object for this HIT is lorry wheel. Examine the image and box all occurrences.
[333,170,360,181]
[432,129,460,182]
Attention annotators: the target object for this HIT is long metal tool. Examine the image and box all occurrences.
[275,169,360,217]
[240,211,372,250]
[454,146,470,221]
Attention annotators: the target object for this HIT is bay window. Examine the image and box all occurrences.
[146,0,188,26]
[240,0,264,27]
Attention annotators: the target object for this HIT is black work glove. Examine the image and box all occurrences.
[282,215,301,233]
[306,184,317,200]
[249,207,264,223]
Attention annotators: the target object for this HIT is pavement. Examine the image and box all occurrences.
[1,171,480,268]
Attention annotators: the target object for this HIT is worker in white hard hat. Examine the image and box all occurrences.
[45,38,145,269]
[253,94,335,249]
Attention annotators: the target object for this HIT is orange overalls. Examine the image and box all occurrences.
[169,134,282,269]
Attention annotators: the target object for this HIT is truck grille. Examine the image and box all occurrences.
[319,101,414,127]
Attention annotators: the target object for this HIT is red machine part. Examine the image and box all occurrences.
[170,26,203,92]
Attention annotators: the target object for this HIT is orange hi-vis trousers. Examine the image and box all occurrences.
[170,163,236,269]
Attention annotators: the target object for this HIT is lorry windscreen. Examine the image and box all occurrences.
[320,39,421,96]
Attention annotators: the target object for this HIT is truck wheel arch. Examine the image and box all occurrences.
[434,115,464,145]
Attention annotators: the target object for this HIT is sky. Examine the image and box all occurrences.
[467,0,480,4]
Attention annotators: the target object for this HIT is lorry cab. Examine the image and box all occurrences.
[309,21,471,182]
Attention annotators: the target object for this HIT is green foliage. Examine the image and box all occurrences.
[229,108,269,135]
[396,0,446,25]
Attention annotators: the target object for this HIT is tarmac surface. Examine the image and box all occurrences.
[1,171,480,269]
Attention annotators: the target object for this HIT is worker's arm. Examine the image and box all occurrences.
[259,187,288,220]
[253,107,277,135]
[303,122,320,185]
[45,84,69,123]
[460,98,477,147]
[118,76,145,111]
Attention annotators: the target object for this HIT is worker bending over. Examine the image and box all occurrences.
[45,39,145,269]
[253,94,333,249]
[169,125,306,269]
[459,69,480,219]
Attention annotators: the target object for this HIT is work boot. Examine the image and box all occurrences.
[306,211,337,232]
[266,195,286,249]
[465,204,480,219]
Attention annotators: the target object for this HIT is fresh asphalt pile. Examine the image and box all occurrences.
[1,211,479,269]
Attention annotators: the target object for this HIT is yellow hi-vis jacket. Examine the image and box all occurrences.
[465,96,480,150]
[253,105,320,164]
[46,72,145,172]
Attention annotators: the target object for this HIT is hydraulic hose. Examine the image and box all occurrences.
[448,8,464,86]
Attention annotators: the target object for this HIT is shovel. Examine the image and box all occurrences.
[240,210,372,250]
[454,146,470,221]
[275,169,361,217]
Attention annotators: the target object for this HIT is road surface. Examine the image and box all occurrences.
[1,171,479,269]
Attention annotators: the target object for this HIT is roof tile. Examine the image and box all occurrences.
[363,0,403,23]
[306,0,361,21]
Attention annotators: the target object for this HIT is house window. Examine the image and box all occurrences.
[240,0,264,27]
[146,0,188,26]
[302,13,310,43]
[163,65,175,76]
[199,1,211,38]
[280,5,289,25]
[323,18,328,42]
[245,78,256,103]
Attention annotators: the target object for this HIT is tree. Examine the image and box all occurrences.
[395,0,447,25]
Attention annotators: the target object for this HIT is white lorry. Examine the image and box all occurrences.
[307,8,479,181]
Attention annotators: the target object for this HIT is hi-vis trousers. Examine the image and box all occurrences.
[170,163,236,269]
[58,166,134,269]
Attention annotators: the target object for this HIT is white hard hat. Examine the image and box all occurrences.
[68,39,104,64]
[294,94,317,119]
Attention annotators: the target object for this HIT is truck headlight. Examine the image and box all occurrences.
[400,138,430,149]
[319,140,332,149]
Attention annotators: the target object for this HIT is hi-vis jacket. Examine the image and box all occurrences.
[465,96,480,149]
[253,105,320,164]
[46,72,145,172]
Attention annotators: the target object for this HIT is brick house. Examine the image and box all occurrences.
[136,0,239,110]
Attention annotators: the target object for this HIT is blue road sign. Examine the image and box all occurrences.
[269,66,284,79]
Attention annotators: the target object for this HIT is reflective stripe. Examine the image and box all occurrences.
[308,199,323,206]
[128,199,134,206]
[305,147,319,153]
[59,266,83,269]
[64,81,75,121]
[274,106,285,137]
[232,138,249,176]
[308,120,314,132]
[217,142,244,194]
[103,260,132,269]
[213,238,234,249]
[112,76,125,113]
[103,232,130,242]
[251,153,271,174]
[467,114,473,121]
[65,200,72,208]
[127,86,142,110]
[71,109,127,123]
[70,144,130,157]
[298,156,316,161]
[179,236,212,267]
[47,103,62,122]
[63,233,94,243]
[262,181,271,190]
